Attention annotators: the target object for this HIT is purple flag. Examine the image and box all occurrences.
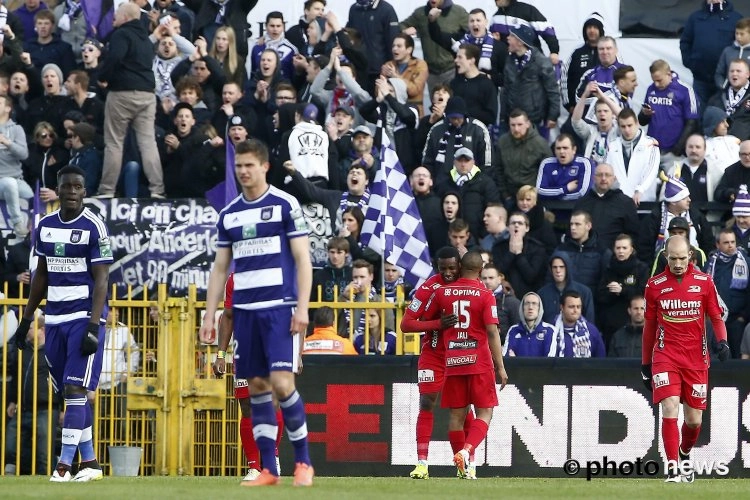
[205,137,238,211]
[82,0,114,40]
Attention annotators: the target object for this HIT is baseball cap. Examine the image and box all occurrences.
[301,103,318,122]
[82,38,103,51]
[667,216,690,231]
[334,105,355,117]
[454,147,474,160]
[352,124,373,137]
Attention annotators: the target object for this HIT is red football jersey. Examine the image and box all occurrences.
[224,273,234,308]
[424,277,498,375]
[644,264,725,370]
[405,273,448,352]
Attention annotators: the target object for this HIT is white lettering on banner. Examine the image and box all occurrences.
[170,269,211,291]
[148,230,217,257]
[391,384,743,470]
[108,199,218,225]
[302,202,333,269]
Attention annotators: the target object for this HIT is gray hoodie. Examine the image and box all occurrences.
[0,119,29,179]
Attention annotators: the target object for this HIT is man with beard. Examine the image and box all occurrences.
[571,84,619,165]
[151,20,195,111]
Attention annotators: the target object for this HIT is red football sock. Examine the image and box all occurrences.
[275,409,284,456]
[464,419,489,454]
[463,409,476,461]
[662,417,679,465]
[240,416,260,469]
[416,410,434,461]
[448,430,465,455]
[680,423,701,454]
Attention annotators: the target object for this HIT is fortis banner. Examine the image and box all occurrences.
[291,357,750,478]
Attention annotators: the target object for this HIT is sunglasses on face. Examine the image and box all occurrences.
[38,133,50,139]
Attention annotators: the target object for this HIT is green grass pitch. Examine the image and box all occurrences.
[1,476,748,499]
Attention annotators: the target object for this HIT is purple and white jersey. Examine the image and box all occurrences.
[216,186,309,311]
[34,208,113,325]
[644,74,699,150]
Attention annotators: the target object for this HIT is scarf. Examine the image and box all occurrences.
[155,58,178,99]
[706,251,749,290]
[383,276,404,303]
[0,6,7,45]
[450,165,480,187]
[263,34,286,53]
[436,122,463,166]
[458,32,494,71]
[620,130,641,171]
[340,189,370,215]
[551,315,593,358]
[513,49,532,72]
[592,130,609,164]
[212,0,228,24]
[58,0,82,32]
[344,286,377,336]
[655,206,697,255]
[331,87,354,116]
[724,82,749,116]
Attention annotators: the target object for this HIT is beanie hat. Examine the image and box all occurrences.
[228,114,246,129]
[663,177,690,203]
[702,106,726,136]
[41,63,64,86]
[733,184,750,216]
[510,25,536,49]
[444,96,467,118]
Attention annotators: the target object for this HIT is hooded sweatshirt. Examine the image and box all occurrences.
[562,13,604,108]
[503,292,556,357]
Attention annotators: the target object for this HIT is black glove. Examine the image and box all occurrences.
[717,340,731,362]
[82,323,100,356]
[13,317,31,350]
[641,364,653,393]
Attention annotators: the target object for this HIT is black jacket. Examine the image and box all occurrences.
[608,324,643,358]
[713,160,750,202]
[436,170,501,239]
[415,191,447,259]
[553,232,612,291]
[98,19,156,92]
[637,205,715,265]
[6,341,60,410]
[450,73,498,127]
[493,236,548,297]
[562,14,603,108]
[596,254,649,341]
[184,0,256,57]
[573,188,640,252]
[708,88,750,141]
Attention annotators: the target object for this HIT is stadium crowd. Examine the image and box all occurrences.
[0,0,749,361]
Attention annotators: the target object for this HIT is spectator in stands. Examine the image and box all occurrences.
[638,178,714,266]
[480,203,508,252]
[503,292,555,357]
[512,185,557,254]
[680,0,743,107]
[326,104,354,161]
[211,82,256,142]
[23,63,67,138]
[311,46,370,121]
[209,25,246,86]
[302,306,357,355]
[715,17,750,90]
[553,210,611,292]
[638,59,700,163]
[13,0,48,44]
[170,38,225,115]
[649,216,708,276]
[703,105,741,171]
[346,0,399,95]
[340,206,381,270]
[447,218,477,255]
[415,83,451,156]
[408,167,442,259]
[169,75,212,128]
[663,134,724,204]
[562,13,604,114]
[298,54,327,106]
[442,190,461,224]
[22,121,67,200]
[605,108,660,204]
[152,20,194,111]
[537,254,595,325]
[62,70,104,134]
[286,0,326,56]
[66,122,102,195]
[153,0,194,40]
[571,88,620,165]
[321,11,369,91]
[422,95,492,188]
[608,295,645,358]
[339,124,378,184]
[715,139,750,202]
[187,0,252,58]
[436,146,500,239]
[450,43,498,127]
[545,290,606,358]
[481,263,520,342]
[705,227,750,357]
[490,0,559,64]
[53,0,87,64]
[286,103,331,188]
[338,259,393,335]
[536,133,593,201]
[251,11,298,82]
[78,37,104,99]
[380,33,428,117]
[1,230,32,299]
[311,236,352,303]
[574,163,640,252]
[0,24,24,76]
[575,36,625,109]
[427,7,507,89]
[493,109,550,203]
[501,25,559,137]
[493,211,547,297]
[0,94,29,236]
[355,309,397,355]
[596,233,649,348]
[96,2,165,199]
[731,185,750,254]
[24,10,75,76]
[708,59,750,141]
[400,0,468,89]
[382,262,412,303]
[245,48,285,117]
[610,65,639,112]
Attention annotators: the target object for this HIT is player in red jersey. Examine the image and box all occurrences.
[213,274,285,485]
[642,236,730,483]
[423,251,507,478]
[401,246,481,479]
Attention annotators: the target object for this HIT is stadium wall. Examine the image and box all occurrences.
[288,356,750,478]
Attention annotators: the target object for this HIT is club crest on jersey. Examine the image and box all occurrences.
[261,207,273,221]
[569,166,578,176]
[54,242,65,256]
[242,224,256,239]
[624,274,635,285]
[70,230,82,243]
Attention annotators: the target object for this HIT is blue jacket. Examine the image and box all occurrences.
[544,315,606,358]
[680,0,742,83]
[504,292,556,357]
[705,250,750,316]
[536,155,593,201]
[538,253,596,325]
[552,232,612,291]
[354,329,397,355]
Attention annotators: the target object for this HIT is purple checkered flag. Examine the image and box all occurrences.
[360,138,433,288]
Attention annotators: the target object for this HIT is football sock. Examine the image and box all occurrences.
[239,416,260,469]
[275,409,284,455]
[463,409,476,461]
[250,392,279,475]
[280,390,311,466]
[60,396,87,466]
[662,417,679,467]
[464,419,489,453]
[416,410,434,461]
[680,423,701,455]
[78,400,96,463]
[448,430,465,455]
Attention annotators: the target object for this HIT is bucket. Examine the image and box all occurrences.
[108,446,142,477]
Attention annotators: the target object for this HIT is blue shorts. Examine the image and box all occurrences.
[45,318,104,392]
[233,307,299,379]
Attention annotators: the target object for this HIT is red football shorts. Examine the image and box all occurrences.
[651,363,708,410]
[441,371,499,409]
[417,341,445,394]
[234,377,250,399]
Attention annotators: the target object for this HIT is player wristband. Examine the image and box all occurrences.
[217,350,226,359]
